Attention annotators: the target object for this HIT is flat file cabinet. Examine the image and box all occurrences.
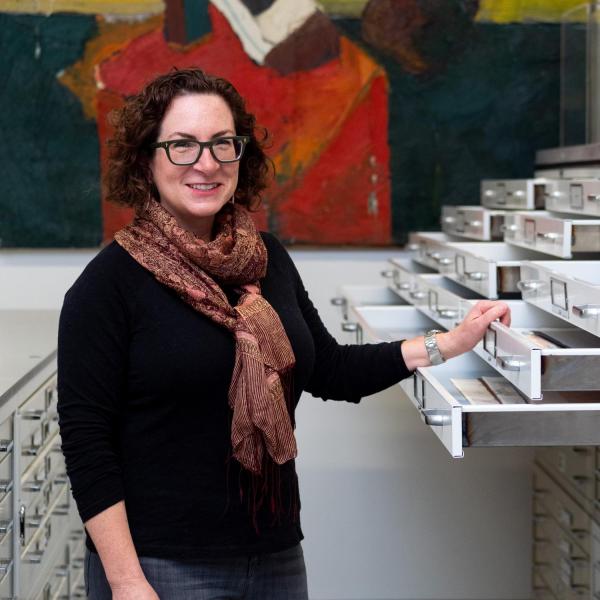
[0,310,85,599]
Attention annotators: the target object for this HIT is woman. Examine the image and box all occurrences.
[57,68,510,600]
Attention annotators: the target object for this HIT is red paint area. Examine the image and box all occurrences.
[97,5,391,244]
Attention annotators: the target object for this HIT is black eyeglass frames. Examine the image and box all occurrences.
[151,136,250,165]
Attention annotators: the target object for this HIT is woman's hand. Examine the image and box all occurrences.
[437,300,511,361]
[111,578,160,600]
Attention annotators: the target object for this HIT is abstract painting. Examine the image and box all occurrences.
[0,0,587,246]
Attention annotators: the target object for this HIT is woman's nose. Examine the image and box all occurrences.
[192,147,220,172]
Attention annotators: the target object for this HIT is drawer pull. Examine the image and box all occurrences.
[443,216,456,224]
[22,444,41,457]
[536,232,560,241]
[465,220,482,227]
[500,224,518,232]
[330,297,345,307]
[572,304,600,318]
[497,356,526,372]
[22,480,44,493]
[588,194,600,202]
[397,282,411,291]
[0,480,13,494]
[465,271,486,281]
[517,280,545,292]
[341,322,363,344]
[406,243,419,251]
[380,269,395,279]
[21,409,45,421]
[24,550,44,564]
[0,520,12,535]
[421,409,451,427]
[426,251,441,260]
[436,257,453,266]
[437,308,458,320]
[409,291,426,300]
[0,440,13,453]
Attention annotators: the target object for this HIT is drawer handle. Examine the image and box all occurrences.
[436,257,453,266]
[466,271,486,281]
[497,356,526,372]
[588,194,600,202]
[22,444,41,457]
[406,243,419,251]
[21,409,45,421]
[0,480,13,494]
[409,291,426,300]
[380,269,395,279]
[421,409,451,427]
[23,550,44,564]
[22,479,44,493]
[537,232,560,240]
[500,224,518,232]
[426,251,441,260]
[0,440,13,453]
[443,216,456,224]
[330,297,345,306]
[341,322,363,344]
[572,304,600,318]
[0,520,12,536]
[437,308,458,320]
[517,280,545,292]
[465,220,482,227]
[397,282,411,291]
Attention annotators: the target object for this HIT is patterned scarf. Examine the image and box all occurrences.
[114,200,297,476]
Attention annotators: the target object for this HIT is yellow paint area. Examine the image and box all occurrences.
[59,14,162,120]
[318,0,369,18]
[0,0,163,15]
[476,0,588,23]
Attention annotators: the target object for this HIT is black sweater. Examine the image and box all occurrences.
[57,233,411,558]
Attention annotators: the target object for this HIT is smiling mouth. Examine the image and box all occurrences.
[187,183,220,191]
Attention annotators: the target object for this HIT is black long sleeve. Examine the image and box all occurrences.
[57,233,412,558]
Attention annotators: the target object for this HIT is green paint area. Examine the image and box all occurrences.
[335,19,561,244]
[0,13,101,248]
[184,0,211,43]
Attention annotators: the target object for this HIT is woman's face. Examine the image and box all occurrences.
[150,93,240,239]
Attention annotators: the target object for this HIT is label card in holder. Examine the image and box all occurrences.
[550,278,568,318]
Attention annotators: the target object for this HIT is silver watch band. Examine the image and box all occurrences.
[424,329,446,366]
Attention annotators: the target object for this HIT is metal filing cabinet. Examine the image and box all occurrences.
[0,310,86,599]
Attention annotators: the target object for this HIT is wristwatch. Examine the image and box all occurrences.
[424,329,446,366]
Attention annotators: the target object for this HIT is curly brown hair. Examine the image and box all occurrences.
[104,68,271,211]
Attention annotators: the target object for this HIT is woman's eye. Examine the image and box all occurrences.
[172,140,195,150]
[215,138,233,147]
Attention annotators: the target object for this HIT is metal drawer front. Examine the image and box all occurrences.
[19,374,59,476]
[534,466,591,553]
[536,447,595,505]
[520,261,600,338]
[450,242,546,298]
[402,273,482,328]
[386,257,436,296]
[503,211,600,258]
[442,205,506,241]
[481,178,556,210]
[407,232,463,272]
[545,179,600,217]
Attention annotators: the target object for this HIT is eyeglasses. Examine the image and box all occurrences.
[151,136,250,165]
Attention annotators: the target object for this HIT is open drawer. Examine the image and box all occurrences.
[503,211,600,258]
[441,205,506,241]
[350,304,600,458]
[331,284,408,322]
[406,232,465,272]
[344,305,440,345]
[519,260,600,338]
[395,273,483,328]
[480,178,556,210]
[459,299,600,400]
[449,242,548,298]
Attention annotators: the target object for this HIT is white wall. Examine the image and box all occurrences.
[1,248,533,600]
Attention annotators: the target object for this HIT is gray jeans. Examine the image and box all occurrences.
[85,544,309,600]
